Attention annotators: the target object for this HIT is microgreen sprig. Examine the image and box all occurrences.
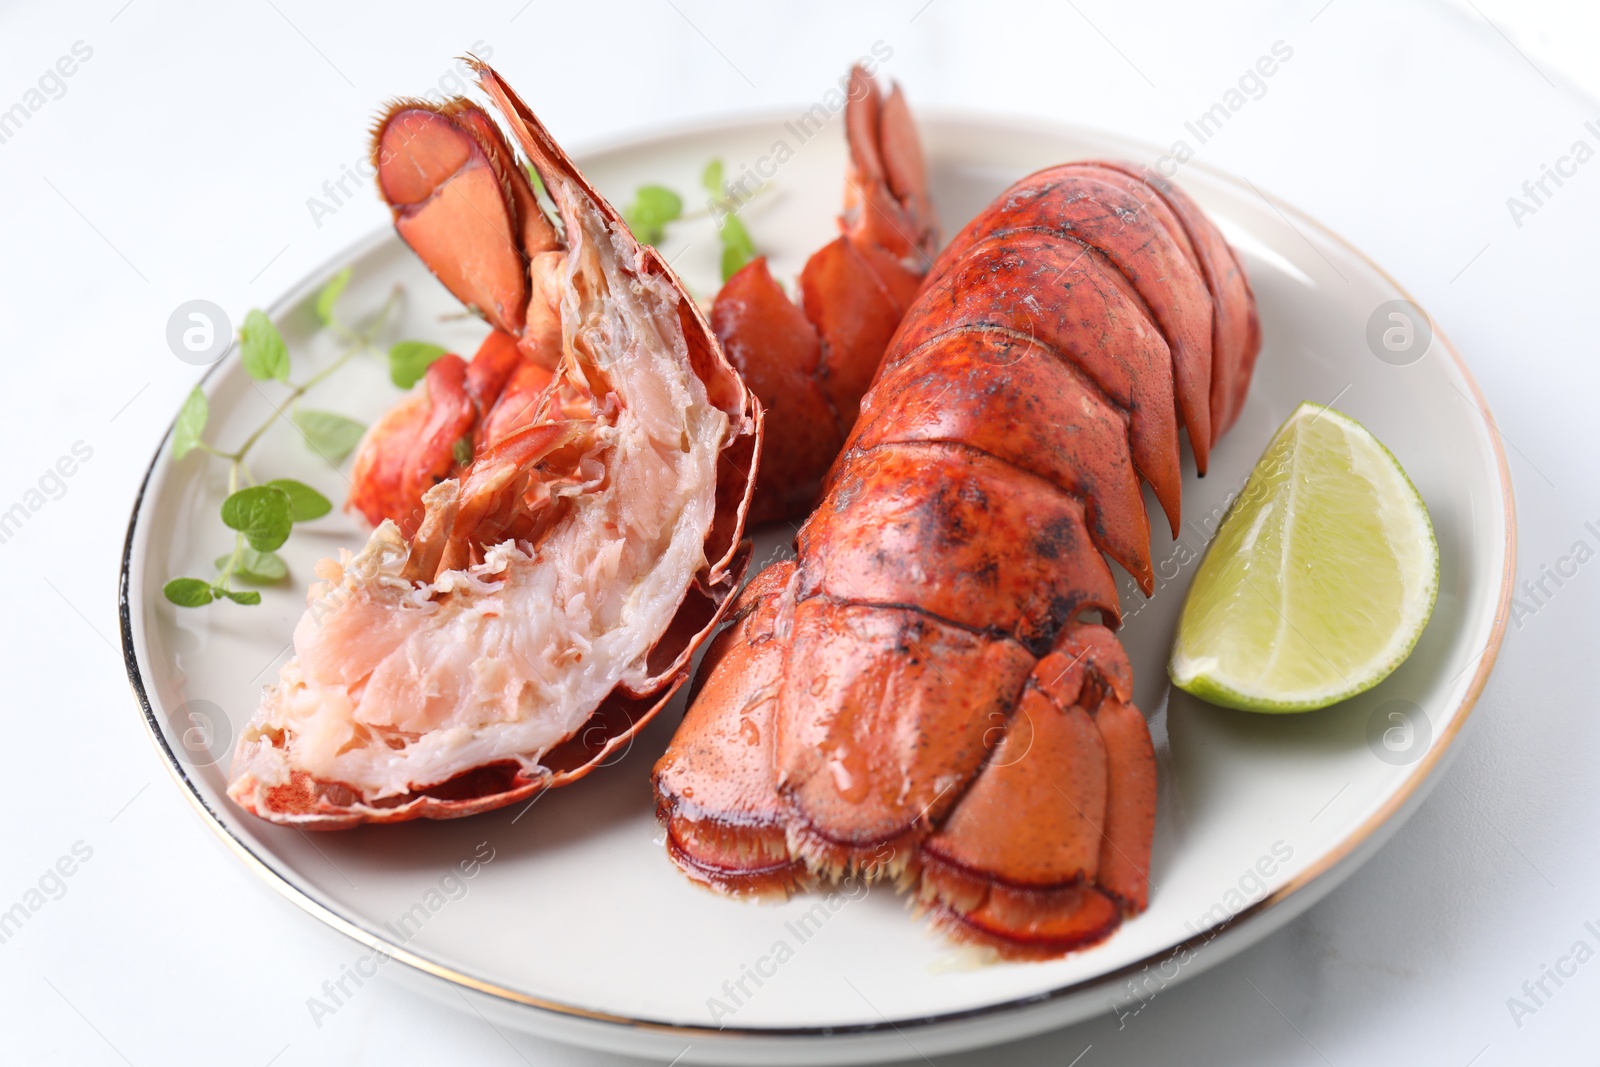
[163,270,401,609]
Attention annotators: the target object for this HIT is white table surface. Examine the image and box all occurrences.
[2,1,1596,1063]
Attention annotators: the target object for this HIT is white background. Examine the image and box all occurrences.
[2,0,1598,1064]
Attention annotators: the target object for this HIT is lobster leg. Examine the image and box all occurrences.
[917,627,1154,959]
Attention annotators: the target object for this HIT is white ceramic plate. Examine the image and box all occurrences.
[120,114,1514,1064]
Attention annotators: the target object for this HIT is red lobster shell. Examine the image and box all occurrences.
[653,162,1259,957]
[228,62,759,828]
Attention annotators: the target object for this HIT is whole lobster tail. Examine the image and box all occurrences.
[654,160,1259,958]
[715,64,938,525]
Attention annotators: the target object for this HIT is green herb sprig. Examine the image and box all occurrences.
[618,158,765,284]
[163,270,400,608]
[700,159,757,282]
[623,185,684,245]
[388,340,449,389]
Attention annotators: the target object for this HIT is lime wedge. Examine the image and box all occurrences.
[1169,402,1438,712]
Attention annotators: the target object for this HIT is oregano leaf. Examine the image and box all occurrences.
[718,212,756,283]
[163,578,215,607]
[221,484,293,552]
[215,547,289,584]
[240,309,290,382]
[388,340,448,390]
[623,185,683,245]
[315,267,351,325]
[264,478,332,522]
[293,409,366,463]
[172,386,209,461]
[701,158,725,197]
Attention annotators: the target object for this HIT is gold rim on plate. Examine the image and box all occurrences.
[118,116,1516,1044]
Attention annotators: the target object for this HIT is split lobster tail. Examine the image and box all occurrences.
[229,62,758,828]
[654,161,1259,958]
[713,64,939,524]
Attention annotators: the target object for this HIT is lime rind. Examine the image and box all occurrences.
[1169,402,1440,713]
